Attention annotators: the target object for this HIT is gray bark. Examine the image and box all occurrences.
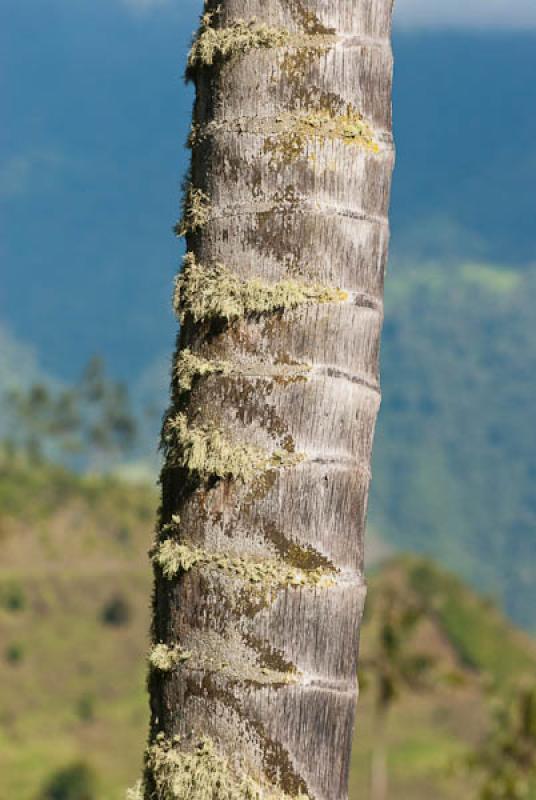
[146,1,394,798]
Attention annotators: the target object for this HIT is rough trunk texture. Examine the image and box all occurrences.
[145,1,394,798]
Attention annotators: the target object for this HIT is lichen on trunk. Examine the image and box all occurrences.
[143,1,395,798]
[146,735,310,800]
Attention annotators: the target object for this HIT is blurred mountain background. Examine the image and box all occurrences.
[2,456,536,799]
[1,1,536,797]
[1,1,535,628]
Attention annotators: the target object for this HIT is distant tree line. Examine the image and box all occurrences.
[2,356,139,471]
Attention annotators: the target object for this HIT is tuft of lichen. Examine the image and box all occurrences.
[126,781,144,800]
[187,13,290,75]
[175,349,232,392]
[175,185,210,238]
[174,349,311,392]
[149,643,192,672]
[146,734,310,800]
[264,107,379,164]
[174,253,348,324]
[153,540,336,589]
[154,541,203,578]
[163,412,304,482]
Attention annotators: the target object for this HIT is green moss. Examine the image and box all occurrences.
[146,734,310,800]
[149,644,192,672]
[163,413,304,483]
[461,262,521,294]
[153,540,336,590]
[174,254,348,324]
[175,186,210,238]
[174,350,232,392]
[264,108,379,164]
[187,14,290,75]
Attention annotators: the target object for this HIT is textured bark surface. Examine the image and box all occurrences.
[146,1,394,798]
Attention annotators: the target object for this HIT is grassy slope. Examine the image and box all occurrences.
[0,457,155,800]
[1,459,535,800]
[350,557,536,799]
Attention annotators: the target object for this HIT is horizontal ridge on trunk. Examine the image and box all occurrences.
[145,1,395,799]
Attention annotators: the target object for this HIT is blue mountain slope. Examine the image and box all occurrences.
[2,3,536,629]
[1,1,535,378]
[392,32,536,264]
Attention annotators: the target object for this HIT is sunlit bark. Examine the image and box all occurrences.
[145,1,395,798]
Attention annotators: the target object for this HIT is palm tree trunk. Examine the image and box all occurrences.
[370,707,389,800]
[145,2,395,799]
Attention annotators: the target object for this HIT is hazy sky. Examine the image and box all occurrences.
[121,0,536,29]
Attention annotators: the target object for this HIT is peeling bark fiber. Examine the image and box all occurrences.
[146,1,395,798]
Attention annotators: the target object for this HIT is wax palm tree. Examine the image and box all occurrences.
[360,586,436,800]
[141,1,395,798]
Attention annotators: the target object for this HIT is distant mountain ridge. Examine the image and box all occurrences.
[1,7,536,632]
[1,9,535,378]
[373,261,536,631]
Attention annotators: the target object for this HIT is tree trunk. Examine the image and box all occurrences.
[145,2,395,799]
[370,707,389,800]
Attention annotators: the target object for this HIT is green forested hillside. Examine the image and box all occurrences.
[2,260,536,633]
[2,10,535,633]
[371,262,536,630]
[1,459,535,800]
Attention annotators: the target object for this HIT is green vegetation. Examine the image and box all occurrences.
[100,593,131,628]
[3,356,137,469]
[0,579,26,611]
[406,559,536,685]
[361,583,438,800]
[1,460,536,800]
[38,762,96,800]
[0,458,155,800]
[371,262,536,631]
[468,685,536,799]
[351,558,536,800]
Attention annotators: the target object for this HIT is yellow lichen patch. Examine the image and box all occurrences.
[163,413,304,483]
[174,349,312,392]
[154,541,203,577]
[175,185,210,238]
[187,14,290,74]
[174,253,348,324]
[146,735,310,800]
[153,540,336,589]
[149,643,192,672]
[125,780,143,800]
[174,349,232,392]
[264,108,379,164]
